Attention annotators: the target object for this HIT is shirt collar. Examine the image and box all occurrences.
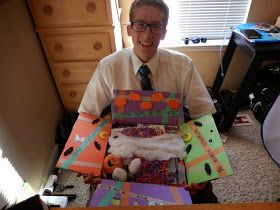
[131,48,159,76]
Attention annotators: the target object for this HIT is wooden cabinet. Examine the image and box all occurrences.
[27,0,122,112]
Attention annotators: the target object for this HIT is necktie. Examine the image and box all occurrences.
[138,65,153,91]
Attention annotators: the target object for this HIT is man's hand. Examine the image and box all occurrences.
[77,173,101,185]
[186,182,207,195]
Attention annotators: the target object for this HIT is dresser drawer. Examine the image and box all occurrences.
[42,32,113,62]
[52,61,98,85]
[27,0,112,27]
[59,84,88,112]
[63,102,81,113]
[59,84,87,104]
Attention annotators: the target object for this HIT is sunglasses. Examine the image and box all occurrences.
[184,37,207,45]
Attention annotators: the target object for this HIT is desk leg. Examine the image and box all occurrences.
[220,56,263,131]
[212,33,237,93]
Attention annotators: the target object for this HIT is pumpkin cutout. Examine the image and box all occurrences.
[103,154,122,175]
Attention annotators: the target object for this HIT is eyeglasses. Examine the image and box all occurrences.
[131,22,164,35]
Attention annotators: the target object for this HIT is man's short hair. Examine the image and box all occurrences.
[129,0,169,28]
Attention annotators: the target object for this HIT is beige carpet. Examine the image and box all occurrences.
[212,110,280,203]
[54,169,90,207]
[56,110,280,207]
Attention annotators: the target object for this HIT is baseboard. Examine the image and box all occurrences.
[38,145,60,194]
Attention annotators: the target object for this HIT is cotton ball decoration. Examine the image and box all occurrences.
[112,167,127,181]
[128,158,141,176]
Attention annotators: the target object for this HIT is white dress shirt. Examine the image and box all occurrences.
[78,47,216,119]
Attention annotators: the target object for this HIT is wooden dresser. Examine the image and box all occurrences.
[27,0,122,112]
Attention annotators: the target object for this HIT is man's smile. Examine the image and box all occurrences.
[139,40,153,47]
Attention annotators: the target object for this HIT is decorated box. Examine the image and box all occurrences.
[56,112,112,176]
[179,114,233,184]
[89,179,192,207]
[112,90,183,126]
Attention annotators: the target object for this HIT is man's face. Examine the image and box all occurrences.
[127,5,167,63]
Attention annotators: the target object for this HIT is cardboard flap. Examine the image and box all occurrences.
[89,179,192,207]
[112,90,183,126]
[56,113,112,175]
[179,114,233,184]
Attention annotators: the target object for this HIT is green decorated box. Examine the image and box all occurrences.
[179,114,233,184]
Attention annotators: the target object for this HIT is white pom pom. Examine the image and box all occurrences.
[112,167,127,181]
[128,158,141,175]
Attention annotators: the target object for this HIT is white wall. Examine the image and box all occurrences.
[0,0,63,192]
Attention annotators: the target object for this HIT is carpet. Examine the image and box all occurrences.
[212,110,280,203]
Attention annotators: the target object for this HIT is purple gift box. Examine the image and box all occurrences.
[89,179,192,207]
[112,90,183,126]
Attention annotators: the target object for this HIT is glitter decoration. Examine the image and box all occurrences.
[133,157,186,186]
[120,125,164,138]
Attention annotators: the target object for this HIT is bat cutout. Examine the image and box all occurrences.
[92,118,101,124]
[94,141,101,150]
[204,162,212,175]
[186,144,192,154]
[194,121,202,127]
[64,147,74,156]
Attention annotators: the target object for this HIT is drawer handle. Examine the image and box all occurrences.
[86,2,96,13]
[70,91,77,98]
[93,42,102,50]
[54,43,63,52]
[43,4,53,15]
[62,70,70,78]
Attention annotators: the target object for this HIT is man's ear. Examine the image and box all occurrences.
[127,25,132,36]
[160,29,167,40]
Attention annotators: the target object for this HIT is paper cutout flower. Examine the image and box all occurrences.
[140,101,153,110]
[167,99,180,109]
[115,97,127,107]
[128,92,141,101]
[151,92,164,102]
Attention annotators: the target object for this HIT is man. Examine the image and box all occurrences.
[78,0,218,203]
